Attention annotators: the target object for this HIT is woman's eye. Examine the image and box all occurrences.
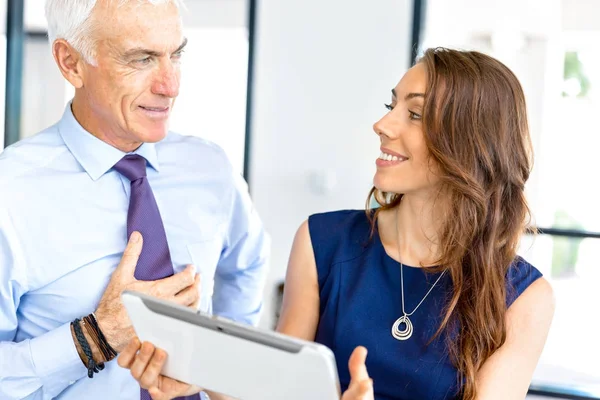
[409,110,422,120]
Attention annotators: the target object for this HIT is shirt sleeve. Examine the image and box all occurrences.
[0,208,88,400]
[211,172,270,327]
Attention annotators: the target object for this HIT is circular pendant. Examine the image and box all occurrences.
[391,315,413,341]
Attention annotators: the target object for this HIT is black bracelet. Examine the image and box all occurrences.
[72,318,104,378]
[89,313,118,359]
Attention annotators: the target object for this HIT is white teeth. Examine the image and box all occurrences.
[379,151,405,162]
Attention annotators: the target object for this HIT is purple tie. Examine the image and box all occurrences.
[113,154,201,400]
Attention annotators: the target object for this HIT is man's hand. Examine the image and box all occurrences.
[118,337,202,400]
[341,346,374,400]
[95,231,201,352]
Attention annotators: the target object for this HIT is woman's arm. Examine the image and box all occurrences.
[275,220,321,339]
[277,221,374,400]
[475,277,555,399]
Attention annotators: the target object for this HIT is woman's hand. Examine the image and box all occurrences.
[341,346,374,400]
[117,337,202,400]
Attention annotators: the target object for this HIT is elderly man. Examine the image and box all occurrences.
[0,0,269,399]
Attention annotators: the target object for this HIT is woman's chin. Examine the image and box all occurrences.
[373,176,403,195]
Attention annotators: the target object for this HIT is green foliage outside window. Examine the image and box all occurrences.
[562,51,591,98]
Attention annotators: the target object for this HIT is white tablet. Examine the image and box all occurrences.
[121,290,341,400]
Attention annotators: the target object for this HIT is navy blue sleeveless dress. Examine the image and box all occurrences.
[308,210,542,399]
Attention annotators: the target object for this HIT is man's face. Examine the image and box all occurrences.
[77,0,185,150]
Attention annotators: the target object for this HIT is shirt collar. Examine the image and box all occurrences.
[57,102,161,181]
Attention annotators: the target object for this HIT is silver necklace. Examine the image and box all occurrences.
[391,208,446,341]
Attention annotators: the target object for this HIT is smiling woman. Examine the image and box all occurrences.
[361,48,549,399]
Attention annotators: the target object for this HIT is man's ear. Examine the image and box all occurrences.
[52,39,87,89]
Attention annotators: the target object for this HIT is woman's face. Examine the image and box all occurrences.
[372,63,440,197]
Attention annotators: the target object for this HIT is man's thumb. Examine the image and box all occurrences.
[117,231,143,276]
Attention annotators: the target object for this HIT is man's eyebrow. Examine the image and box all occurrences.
[122,47,160,58]
[174,37,188,54]
[122,38,188,59]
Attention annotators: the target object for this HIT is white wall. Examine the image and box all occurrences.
[181,0,246,29]
[249,0,413,328]
[21,38,69,138]
[174,0,249,174]
[562,0,600,31]
[169,26,249,174]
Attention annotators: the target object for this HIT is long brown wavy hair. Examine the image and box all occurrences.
[367,48,533,399]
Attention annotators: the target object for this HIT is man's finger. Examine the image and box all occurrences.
[155,265,196,297]
[174,273,201,308]
[116,231,143,277]
[148,386,167,400]
[348,346,370,382]
[139,348,167,391]
[117,336,141,369]
[129,341,156,384]
[188,274,201,310]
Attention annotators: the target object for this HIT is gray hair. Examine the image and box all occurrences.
[45,0,184,65]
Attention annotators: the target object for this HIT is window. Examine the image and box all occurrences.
[524,33,600,397]
[169,27,249,175]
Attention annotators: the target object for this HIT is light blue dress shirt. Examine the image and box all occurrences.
[0,104,270,399]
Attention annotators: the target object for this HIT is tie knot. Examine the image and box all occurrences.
[113,154,147,181]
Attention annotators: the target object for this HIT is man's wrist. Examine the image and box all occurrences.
[84,313,118,360]
[94,312,120,352]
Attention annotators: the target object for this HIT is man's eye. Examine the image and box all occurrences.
[135,57,151,65]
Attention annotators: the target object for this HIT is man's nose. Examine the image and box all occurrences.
[152,61,180,98]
